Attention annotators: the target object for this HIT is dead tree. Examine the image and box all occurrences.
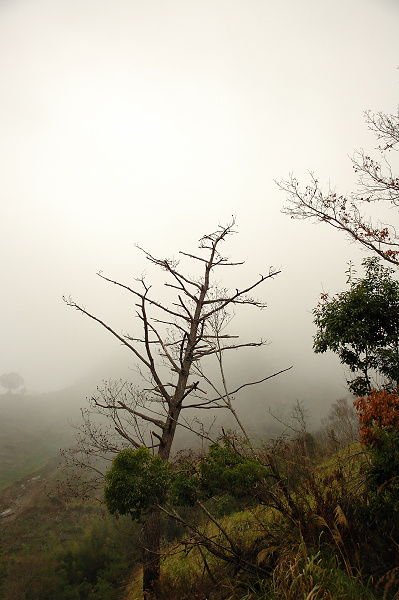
[64,221,289,595]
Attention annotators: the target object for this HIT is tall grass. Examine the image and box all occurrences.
[152,435,395,600]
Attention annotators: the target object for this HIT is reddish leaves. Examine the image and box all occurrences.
[354,389,399,446]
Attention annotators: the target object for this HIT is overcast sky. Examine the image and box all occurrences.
[1,0,399,408]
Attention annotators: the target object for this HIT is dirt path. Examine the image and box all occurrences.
[0,466,51,525]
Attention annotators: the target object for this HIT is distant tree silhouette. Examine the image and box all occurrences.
[0,372,24,394]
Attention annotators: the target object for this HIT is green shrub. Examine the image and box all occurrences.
[104,447,170,520]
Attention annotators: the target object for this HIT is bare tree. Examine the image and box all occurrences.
[319,397,359,454]
[63,221,290,596]
[277,107,399,265]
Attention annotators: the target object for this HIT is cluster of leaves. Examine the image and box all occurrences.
[313,257,399,396]
[104,441,269,520]
[354,390,399,517]
[104,447,170,520]
[366,428,399,511]
[198,441,268,498]
[171,440,269,507]
[354,389,399,446]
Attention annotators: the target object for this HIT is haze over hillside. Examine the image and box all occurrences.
[0,346,348,484]
[1,0,398,407]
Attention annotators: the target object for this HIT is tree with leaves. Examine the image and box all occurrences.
[64,221,289,596]
[313,257,399,396]
[0,372,24,394]
[278,106,399,265]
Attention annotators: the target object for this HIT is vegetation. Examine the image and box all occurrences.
[60,222,399,598]
[278,104,399,265]
[0,391,80,491]
[117,401,398,600]
[313,257,399,396]
[1,509,141,600]
[355,389,399,514]
[64,220,289,595]
[104,448,171,520]
[2,102,399,599]
[0,372,24,394]
[265,98,399,600]
[1,389,399,598]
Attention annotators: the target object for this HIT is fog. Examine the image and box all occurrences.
[1,0,399,422]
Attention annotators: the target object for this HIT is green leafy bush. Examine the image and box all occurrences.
[104,447,170,520]
[198,441,268,498]
[105,441,269,517]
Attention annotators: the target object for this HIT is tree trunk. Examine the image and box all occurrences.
[140,409,180,596]
[142,508,161,598]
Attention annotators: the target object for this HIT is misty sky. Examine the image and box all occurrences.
[1,0,399,407]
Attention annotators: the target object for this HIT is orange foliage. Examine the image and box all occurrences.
[354,390,399,446]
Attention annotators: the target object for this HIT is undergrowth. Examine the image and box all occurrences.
[153,433,399,600]
[2,400,399,600]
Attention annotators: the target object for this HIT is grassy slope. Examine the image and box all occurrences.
[127,444,378,600]
[0,435,140,600]
[0,389,90,552]
[0,390,84,490]
[0,384,381,599]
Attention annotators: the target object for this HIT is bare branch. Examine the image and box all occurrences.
[278,107,399,266]
[147,322,181,373]
[62,297,152,367]
[96,272,191,321]
[183,366,293,409]
[116,401,166,430]
[201,270,280,320]
[193,340,265,360]
[114,426,141,448]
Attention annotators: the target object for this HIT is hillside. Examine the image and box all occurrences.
[0,456,140,600]
[1,404,398,599]
[1,377,398,599]
[0,389,85,490]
